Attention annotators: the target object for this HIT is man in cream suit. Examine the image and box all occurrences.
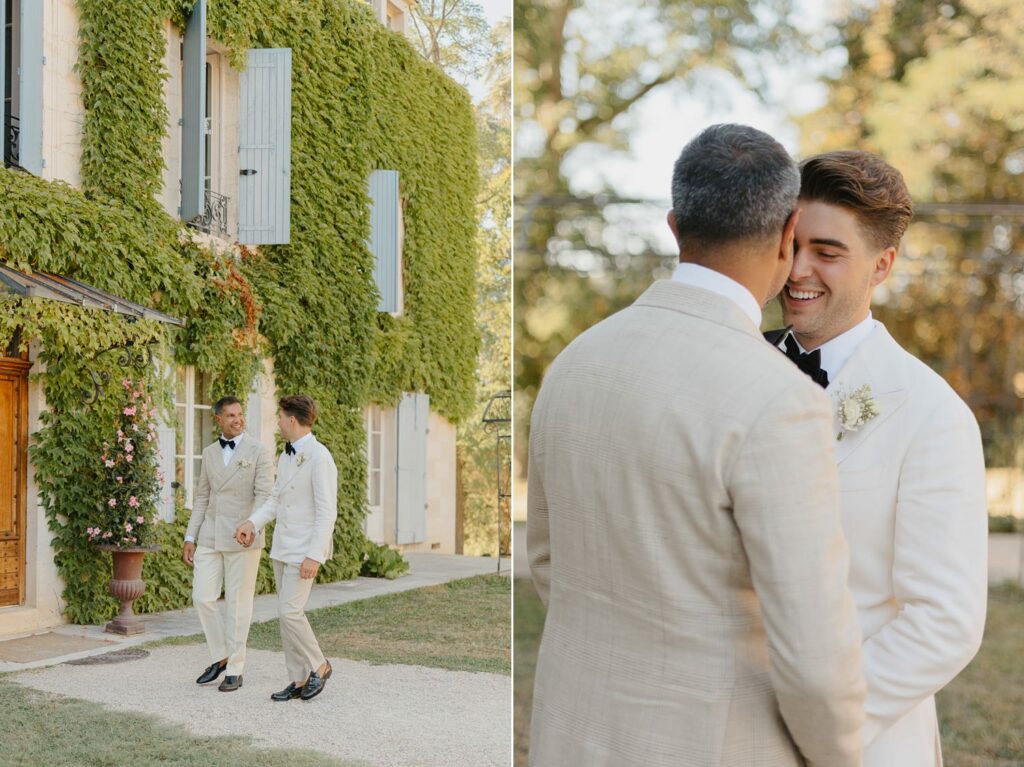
[183,396,274,692]
[768,150,987,766]
[528,125,865,767]
[235,394,338,702]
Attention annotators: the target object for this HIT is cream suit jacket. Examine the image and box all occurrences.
[527,280,866,767]
[186,436,274,552]
[821,323,987,767]
[249,435,338,565]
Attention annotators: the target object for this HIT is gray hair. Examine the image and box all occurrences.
[670,124,799,245]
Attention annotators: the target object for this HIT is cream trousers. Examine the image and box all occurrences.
[272,558,327,684]
[192,545,261,676]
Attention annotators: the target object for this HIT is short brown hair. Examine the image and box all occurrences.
[279,395,317,426]
[799,150,913,250]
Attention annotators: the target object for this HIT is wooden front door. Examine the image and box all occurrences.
[0,357,30,607]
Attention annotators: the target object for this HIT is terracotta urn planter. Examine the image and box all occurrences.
[98,545,160,635]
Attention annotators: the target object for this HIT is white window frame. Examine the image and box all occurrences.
[366,406,383,516]
[174,366,213,509]
[204,50,223,197]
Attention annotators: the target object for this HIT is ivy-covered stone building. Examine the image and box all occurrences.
[0,0,478,638]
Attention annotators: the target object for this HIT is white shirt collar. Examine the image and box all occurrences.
[671,262,762,329]
[793,313,876,381]
[290,432,314,451]
[220,432,244,447]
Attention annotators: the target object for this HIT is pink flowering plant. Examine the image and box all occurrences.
[86,378,164,548]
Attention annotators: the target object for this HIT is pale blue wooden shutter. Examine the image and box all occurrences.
[368,170,400,312]
[396,392,428,544]
[18,0,43,174]
[239,48,292,244]
[180,0,206,222]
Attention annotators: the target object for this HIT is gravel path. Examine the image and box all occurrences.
[13,644,510,767]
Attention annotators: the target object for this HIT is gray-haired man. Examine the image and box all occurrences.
[527,124,865,766]
[183,396,274,692]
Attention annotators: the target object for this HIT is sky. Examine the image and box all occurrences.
[519,0,842,197]
[519,0,843,251]
[478,0,510,25]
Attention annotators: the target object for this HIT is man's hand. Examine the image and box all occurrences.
[182,541,196,566]
[299,557,320,580]
[235,521,256,547]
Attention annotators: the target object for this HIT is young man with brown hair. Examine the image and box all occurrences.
[236,394,338,701]
[768,150,988,766]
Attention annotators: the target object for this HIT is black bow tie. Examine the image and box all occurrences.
[783,334,829,389]
[285,442,296,456]
[219,438,236,450]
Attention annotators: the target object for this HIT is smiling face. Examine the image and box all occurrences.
[214,402,245,440]
[781,199,895,350]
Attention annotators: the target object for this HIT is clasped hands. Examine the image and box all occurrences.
[233,520,319,579]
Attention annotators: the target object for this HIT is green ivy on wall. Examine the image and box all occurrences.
[0,0,478,624]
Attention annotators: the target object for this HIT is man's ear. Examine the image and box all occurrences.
[666,209,680,245]
[779,208,801,261]
[872,246,897,286]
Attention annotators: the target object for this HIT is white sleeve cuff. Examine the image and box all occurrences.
[184,535,195,543]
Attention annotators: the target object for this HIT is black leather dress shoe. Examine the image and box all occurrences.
[218,675,242,692]
[271,682,304,701]
[196,659,228,684]
[300,662,332,701]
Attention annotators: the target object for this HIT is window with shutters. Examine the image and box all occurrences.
[173,367,215,509]
[180,0,229,237]
[1,0,21,169]
[1,0,40,174]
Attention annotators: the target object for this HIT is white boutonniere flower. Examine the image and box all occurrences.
[237,459,252,469]
[296,453,308,467]
[835,384,880,440]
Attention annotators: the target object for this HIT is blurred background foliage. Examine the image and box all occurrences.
[412,2,512,556]
[514,0,1024,518]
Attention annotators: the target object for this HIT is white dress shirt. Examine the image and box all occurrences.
[671,262,763,329]
[288,431,314,458]
[220,432,244,466]
[790,313,877,383]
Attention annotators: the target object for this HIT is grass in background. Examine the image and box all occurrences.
[937,583,1024,766]
[514,578,545,767]
[149,575,510,674]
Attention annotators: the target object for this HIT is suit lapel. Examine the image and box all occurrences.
[277,437,316,493]
[213,437,255,491]
[205,443,225,484]
[825,325,909,465]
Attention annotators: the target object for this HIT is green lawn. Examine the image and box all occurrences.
[0,677,360,767]
[514,579,1024,767]
[151,574,511,675]
[937,583,1024,766]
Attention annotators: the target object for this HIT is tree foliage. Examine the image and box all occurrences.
[513,0,808,471]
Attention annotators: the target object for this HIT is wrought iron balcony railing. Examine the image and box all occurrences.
[3,114,20,169]
[188,189,230,237]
